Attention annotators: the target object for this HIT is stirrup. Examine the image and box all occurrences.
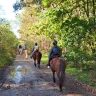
[47,66,50,69]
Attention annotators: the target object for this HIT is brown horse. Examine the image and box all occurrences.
[50,56,66,91]
[32,50,42,68]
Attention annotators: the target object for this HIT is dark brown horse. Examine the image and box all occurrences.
[32,50,42,68]
[50,56,66,91]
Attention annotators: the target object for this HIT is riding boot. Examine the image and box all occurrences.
[30,55,32,58]
[30,51,35,58]
[47,58,52,69]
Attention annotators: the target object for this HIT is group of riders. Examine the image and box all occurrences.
[18,40,61,69]
[18,44,28,59]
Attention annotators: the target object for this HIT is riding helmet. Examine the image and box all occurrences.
[35,43,37,45]
[53,40,57,45]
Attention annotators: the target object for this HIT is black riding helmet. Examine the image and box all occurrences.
[53,40,57,45]
[35,43,37,45]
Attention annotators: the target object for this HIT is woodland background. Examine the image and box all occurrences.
[0,0,96,88]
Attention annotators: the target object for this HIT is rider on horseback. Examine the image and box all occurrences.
[18,45,22,55]
[30,43,39,58]
[23,45,28,59]
[47,40,61,69]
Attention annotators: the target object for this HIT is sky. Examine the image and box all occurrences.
[0,0,22,38]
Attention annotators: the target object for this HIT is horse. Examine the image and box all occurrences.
[32,50,42,68]
[18,48,23,55]
[50,56,66,91]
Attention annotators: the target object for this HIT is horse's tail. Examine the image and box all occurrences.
[37,51,42,64]
[39,51,42,59]
[59,59,65,90]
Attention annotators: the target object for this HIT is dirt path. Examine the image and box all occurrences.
[0,55,95,96]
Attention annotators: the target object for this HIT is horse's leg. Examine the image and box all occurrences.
[57,72,63,92]
[53,71,56,83]
[59,77,63,92]
[37,59,40,68]
[37,53,42,68]
[34,60,36,67]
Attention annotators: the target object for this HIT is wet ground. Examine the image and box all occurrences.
[0,55,96,96]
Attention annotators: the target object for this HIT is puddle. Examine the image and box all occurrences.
[8,65,32,84]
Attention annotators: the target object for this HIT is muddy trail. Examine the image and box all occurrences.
[0,55,96,96]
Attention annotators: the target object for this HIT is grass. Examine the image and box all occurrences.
[66,68,96,88]
[41,55,48,64]
[66,68,89,84]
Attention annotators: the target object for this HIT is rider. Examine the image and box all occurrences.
[19,45,22,49]
[30,43,39,58]
[47,40,61,69]
[23,45,28,59]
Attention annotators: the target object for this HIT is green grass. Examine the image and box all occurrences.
[41,55,48,64]
[66,68,89,84]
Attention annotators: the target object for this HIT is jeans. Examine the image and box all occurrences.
[30,50,36,58]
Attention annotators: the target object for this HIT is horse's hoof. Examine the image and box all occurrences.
[53,78,56,83]
[34,64,36,67]
[53,80,55,83]
[60,89,62,92]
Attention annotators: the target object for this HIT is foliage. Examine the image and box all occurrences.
[0,20,18,67]
[13,1,22,12]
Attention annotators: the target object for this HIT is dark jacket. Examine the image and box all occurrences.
[49,46,61,58]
